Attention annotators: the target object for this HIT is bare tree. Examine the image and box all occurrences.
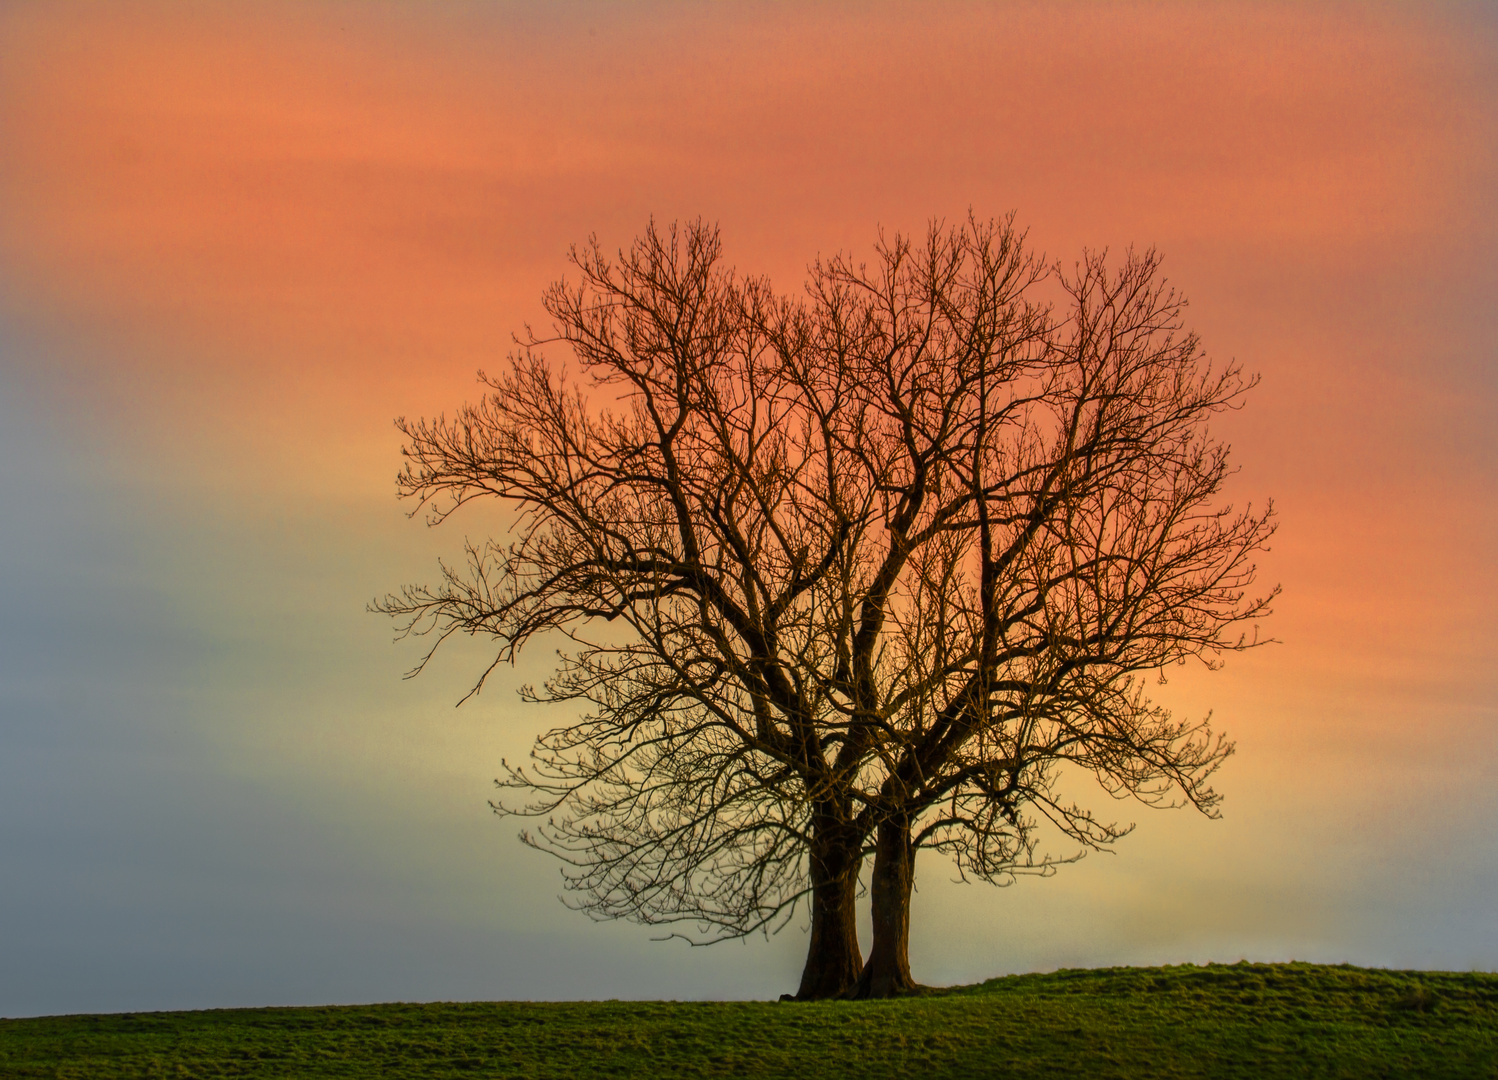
[375,216,1274,1000]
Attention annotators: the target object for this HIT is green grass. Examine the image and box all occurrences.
[3,962,1495,1079]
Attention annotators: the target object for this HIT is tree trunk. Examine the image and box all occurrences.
[788,817,863,1000]
[851,814,919,998]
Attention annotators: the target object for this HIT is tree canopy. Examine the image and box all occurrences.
[376,215,1275,998]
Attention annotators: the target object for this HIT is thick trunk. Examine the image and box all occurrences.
[851,814,919,998]
[789,818,863,1000]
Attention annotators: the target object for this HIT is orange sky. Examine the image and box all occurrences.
[0,1,1494,1011]
[4,0,1491,701]
[4,2,1487,423]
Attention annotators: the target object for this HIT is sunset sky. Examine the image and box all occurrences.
[1,1,1494,1016]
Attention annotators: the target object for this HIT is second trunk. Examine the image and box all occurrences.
[852,814,918,997]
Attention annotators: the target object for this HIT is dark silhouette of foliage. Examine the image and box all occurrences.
[376,215,1275,998]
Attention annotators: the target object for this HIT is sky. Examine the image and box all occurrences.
[1,1,1495,1017]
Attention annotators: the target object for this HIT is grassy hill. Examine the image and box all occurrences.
[3,962,1495,1078]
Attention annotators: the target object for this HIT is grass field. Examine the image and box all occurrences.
[3,962,1495,1079]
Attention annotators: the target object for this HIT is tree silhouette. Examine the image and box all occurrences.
[376,216,1275,998]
